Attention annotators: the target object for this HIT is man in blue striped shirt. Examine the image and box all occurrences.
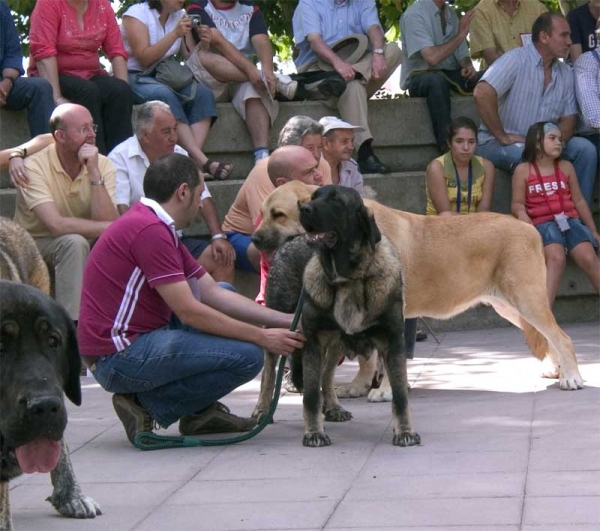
[292,0,401,174]
[474,12,597,204]
[574,23,600,161]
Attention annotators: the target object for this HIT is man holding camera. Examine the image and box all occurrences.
[185,0,294,164]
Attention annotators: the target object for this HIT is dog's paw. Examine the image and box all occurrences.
[47,493,102,519]
[367,385,393,402]
[541,367,560,379]
[324,407,353,422]
[302,432,332,447]
[251,403,274,422]
[559,373,584,390]
[336,382,370,398]
[392,431,421,447]
[252,409,274,424]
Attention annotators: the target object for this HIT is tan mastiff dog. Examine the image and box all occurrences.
[251,181,583,397]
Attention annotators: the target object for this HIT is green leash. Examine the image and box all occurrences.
[133,288,306,451]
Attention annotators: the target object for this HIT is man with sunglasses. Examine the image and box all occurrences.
[13,103,118,322]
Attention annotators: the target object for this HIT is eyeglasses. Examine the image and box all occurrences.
[61,124,99,135]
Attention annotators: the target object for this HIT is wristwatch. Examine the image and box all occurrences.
[373,48,384,55]
[211,233,228,241]
[90,177,105,186]
[8,147,27,160]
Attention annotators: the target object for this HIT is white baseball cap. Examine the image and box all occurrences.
[319,116,365,135]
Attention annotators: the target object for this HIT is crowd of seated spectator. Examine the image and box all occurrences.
[1,0,599,321]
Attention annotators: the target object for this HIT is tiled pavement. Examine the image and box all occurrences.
[8,322,600,531]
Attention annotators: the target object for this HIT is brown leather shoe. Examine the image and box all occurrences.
[179,402,257,435]
[112,394,153,445]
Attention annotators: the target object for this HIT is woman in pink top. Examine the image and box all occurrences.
[511,121,600,305]
[29,0,133,154]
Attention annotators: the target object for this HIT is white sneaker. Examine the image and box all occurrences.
[276,74,298,100]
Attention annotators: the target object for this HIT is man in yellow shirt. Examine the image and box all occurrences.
[14,103,118,320]
[470,0,547,69]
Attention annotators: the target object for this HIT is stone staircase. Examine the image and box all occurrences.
[1,97,598,331]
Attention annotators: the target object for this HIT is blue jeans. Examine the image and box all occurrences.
[404,317,417,359]
[406,69,481,149]
[477,136,598,205]
[536,217,599,252]
[128,73,217,125]
[5,76,54,136]
[91,285,263,427]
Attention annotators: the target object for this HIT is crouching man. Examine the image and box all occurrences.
[77,153,305,445]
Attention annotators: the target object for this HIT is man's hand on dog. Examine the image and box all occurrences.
[260,329,305,356]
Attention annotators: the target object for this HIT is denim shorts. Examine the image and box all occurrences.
[536,217,599,252]
[225,231,257,272]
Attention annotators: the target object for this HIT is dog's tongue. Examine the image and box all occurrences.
[15,438,61,473]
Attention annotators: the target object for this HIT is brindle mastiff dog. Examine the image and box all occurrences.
[254,186,420,448]
[251,182,583,396]
[0,219,100,531]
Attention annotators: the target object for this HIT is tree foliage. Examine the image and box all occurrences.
[7,0,568,57]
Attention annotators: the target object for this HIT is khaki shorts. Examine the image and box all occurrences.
[187,48,278,124]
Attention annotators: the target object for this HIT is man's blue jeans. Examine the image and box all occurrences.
[407,69,480,149]
[5,76,54,136]
[477,136,598,204]
[91,299,263,428]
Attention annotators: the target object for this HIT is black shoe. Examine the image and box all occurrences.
[315,76,346,98]
[416,329,428,342]
[358,154,391,174]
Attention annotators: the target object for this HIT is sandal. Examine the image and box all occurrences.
[202,159,234,181]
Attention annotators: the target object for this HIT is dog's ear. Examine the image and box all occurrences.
[57,305,82,406]
[359,206,381,251]
[296,190,313,209]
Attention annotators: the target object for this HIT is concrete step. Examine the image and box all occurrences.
[1,97,477,184]
[2,98,598,331]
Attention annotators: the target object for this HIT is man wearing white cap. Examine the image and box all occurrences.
[320,116,365,197]
[293,0,400,175]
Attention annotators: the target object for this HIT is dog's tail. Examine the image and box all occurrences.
[290,354,304,392]
[522,322,548,361]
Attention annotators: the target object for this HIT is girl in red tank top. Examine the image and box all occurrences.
[511,122,600,305]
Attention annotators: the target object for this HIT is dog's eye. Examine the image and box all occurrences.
[48,335,61,349]
[271,210,286,220]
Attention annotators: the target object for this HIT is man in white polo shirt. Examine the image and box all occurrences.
[108,100,235,283]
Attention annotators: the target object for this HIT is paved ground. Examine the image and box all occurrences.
[8,322,600,531]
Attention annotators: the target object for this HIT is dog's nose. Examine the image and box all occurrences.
[251,233,262,246]
[299,204,312,215]
[21,396,63,418]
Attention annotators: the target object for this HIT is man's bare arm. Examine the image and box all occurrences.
[32,202,112,238]
[481,47,501,67]
[420,9,474,67]
[156,279,305,356]
[473,81,524,144]
[366,24,387,79]
[558,114,576,144]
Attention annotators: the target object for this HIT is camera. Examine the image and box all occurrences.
[188,15,202,28]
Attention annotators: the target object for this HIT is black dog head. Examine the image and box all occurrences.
[299,186,381,278]
[0,281,81,450]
